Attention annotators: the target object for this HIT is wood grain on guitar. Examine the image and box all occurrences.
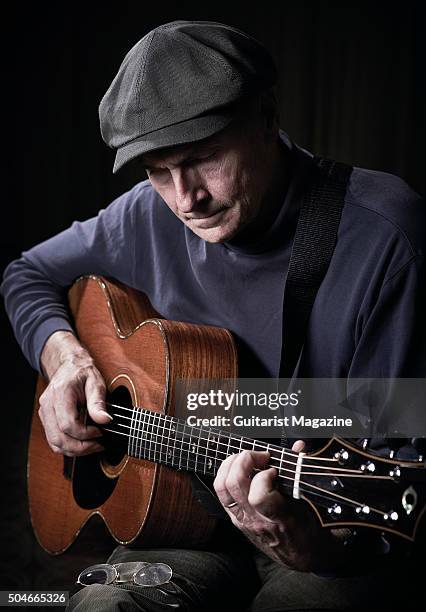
[27,276,426,555]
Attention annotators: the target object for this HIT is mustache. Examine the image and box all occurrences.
[185,203,230,220]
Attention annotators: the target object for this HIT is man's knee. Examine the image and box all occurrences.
[66,583,142,612]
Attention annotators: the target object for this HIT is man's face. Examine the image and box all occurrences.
[141,115,273,243]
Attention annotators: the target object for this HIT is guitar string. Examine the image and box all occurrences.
[109,411,344,473]
[106,408,385,478]
[109,412,394,479]
[103,415,393,480]
[101,427,389,518]
[106,402,303,459]
[105,402,357,471]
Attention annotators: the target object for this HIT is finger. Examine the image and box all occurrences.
[51,386,104,440]
[223,450,269,509]
[248,467,286,520]
[39,404,104,456]
[214,453,240,507]
[292,439,306,453]
[84,375,112,424]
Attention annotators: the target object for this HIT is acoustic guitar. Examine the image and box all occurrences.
[28,276,426,554]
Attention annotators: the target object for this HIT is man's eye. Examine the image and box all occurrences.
[148,168,168,178]
[191,152,217,166]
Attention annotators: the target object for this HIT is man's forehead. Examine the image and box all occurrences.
[140,131,223,168]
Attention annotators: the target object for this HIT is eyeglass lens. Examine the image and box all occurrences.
[78,564,115,586]
[134,563,173,587]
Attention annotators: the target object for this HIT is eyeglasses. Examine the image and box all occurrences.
[77,561,173,587]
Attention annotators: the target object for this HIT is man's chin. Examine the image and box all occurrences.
[187,213,240,243]
[191,222,240,243]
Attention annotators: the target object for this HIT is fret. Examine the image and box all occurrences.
[139,410,146,457]
[148,410,154,461]
[213,430,220,475]
[188,424,195,469]
[144,410,150,461]
[194,424,201,474]
[134,407,140,458]
[185,423,190,470]
[128,406,136,457]
[220,434,232,461]
[141,409,148,460]
[178,421,185,470]
[171,417,178,469]
[134,408,142,459]
[150,411,156,462]
[154,412,160,462]
[158,413,166,464]
[204,429,211,475]
[165,415,173,466]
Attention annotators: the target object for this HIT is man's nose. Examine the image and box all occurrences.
[173,168,209,213]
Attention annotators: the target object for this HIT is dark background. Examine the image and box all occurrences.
[1,0,425,599]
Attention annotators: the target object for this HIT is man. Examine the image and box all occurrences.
[1,20,425,611]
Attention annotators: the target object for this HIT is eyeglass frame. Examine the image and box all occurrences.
[76,561,173,588]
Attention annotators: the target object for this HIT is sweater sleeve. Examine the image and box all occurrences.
[350,255,426,379]
[0,183,145,373]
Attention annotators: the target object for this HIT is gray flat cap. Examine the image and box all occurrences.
[99,20,277,173]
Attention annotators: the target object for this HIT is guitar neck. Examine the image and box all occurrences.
[102,402,426,542]
[106,404,297,496]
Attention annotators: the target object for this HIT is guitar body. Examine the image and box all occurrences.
[28,276,238,554]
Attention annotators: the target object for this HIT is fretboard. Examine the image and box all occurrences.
[107,404,297,495]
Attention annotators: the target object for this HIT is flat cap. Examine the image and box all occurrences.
[99,20,277,172]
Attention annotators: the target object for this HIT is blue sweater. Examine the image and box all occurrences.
[1,133,424,384]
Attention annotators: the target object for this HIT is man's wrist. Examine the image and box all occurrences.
[40,330,89,380]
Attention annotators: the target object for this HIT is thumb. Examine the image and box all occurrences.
[84,376,112,424]
[291,439,306,453]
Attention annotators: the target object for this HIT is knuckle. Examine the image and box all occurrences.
[213,480,227,496]
[49,434,62,448]
[225,481,241,499]
[38,394,50,411]
[49,380,70,398]
[240,449,253,462]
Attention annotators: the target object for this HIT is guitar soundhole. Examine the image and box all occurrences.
[72,386,132,510]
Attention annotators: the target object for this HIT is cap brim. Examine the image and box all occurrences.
[113,111,235,173]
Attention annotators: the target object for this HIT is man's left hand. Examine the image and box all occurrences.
[213,441,347,572]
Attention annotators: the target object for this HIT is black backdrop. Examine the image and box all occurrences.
[1,0,425,597]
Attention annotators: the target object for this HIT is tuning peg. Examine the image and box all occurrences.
[411,437,426,461]
[385,438,408,459]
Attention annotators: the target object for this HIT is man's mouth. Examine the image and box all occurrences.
[187,209,226,228]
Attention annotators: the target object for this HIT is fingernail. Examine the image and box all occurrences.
[100,411,113,420]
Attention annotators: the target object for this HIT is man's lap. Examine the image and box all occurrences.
[67,541,419,612]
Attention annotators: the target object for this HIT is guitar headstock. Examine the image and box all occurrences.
[299,437,426,541]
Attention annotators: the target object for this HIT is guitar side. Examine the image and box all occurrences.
[28,276,237,554]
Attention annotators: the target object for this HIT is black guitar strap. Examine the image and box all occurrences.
[279,156,353,445]
[192,156,353,514]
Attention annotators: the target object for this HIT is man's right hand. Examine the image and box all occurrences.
[38,330,111,457]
